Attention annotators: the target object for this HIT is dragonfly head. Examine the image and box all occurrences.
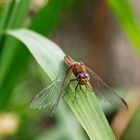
[77,72,90,84]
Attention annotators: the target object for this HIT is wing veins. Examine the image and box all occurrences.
[86,66,128,110]
[30,74,64,109]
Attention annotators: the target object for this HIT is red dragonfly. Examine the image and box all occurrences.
[30,55,128,115]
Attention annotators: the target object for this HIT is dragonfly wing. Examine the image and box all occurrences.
[30,74,63,109]
[86,66,128,111]
[51,67,73,115]
[30,67,73,115]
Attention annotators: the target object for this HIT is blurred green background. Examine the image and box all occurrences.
[0,0,140,140]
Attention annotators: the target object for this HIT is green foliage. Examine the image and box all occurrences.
[107,0,140,55]
[106,0,140,140]
[1,0,140,139]
[7,29,116,140]
[0,0,32,109]
[0,0,76,109]
[0,1,88,140]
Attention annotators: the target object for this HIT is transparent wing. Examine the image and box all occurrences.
[86,66,128,111]
[30,75,63,109]
[30,68,72,113]
[51,67,73,115]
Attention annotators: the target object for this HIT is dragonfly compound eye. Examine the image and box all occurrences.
[77,73,84,80]
[84,73,90,80]
[77,72,90,81]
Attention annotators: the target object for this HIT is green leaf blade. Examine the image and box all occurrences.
[8,29,65,79]
[106,0,140,55]
[7,29,116,140]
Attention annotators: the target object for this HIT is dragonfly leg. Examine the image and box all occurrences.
[86,83,93,92]
[70,79,77,82]
[80,85,87,97]
[51,80,77,116]
[62,79,77,97]
[73,82,79,103]
[85,84,88,92]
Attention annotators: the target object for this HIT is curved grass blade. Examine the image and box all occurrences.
[7,29,116,140]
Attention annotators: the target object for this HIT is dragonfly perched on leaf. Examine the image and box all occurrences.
[30,55,128,115]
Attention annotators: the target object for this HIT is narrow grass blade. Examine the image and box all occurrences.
[106,0,140,55]
[7,29,116,140]
[0,0,32,108]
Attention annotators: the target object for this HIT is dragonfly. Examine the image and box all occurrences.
[30,55,128,115]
